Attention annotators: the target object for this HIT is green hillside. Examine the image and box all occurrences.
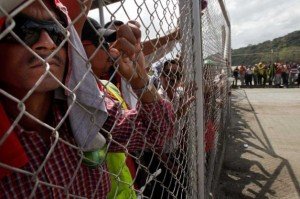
[232,30,300,65]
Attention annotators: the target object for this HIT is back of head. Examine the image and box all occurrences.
[82,17,117,44]
[104,20,124,30]
[82,17,101,43]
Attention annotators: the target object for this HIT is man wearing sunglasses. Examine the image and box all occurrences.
[81,17,116,81]
[0,0,175,198]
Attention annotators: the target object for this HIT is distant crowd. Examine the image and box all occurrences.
[232,62,300,88]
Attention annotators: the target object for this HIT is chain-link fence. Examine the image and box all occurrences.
[0,0,231,198]
[201,0,231,197]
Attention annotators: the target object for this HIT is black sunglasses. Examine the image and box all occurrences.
[1,14,66,47]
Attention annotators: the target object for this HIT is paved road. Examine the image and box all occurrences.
[218,88,300,199]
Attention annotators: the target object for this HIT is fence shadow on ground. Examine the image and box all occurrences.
[217,90,300,199]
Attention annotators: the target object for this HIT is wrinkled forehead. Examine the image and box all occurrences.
[20,0,60,21]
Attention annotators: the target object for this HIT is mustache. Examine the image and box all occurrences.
[27,53,65,67]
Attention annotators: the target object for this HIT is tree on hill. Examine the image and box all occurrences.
[232,30,300,65]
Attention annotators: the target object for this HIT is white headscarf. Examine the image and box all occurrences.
[54,1,108,151]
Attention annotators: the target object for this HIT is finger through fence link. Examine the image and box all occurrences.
[0,0,231,198]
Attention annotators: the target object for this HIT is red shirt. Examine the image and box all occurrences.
[0,98,174,198]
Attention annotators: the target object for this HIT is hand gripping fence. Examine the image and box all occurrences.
[0,0,231,198]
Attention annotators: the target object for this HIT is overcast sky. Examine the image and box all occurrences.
[89,0,300,50]
[225,0,300,49]
[89,0,177,41]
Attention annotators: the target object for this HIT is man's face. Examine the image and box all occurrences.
[83,42,113,77]
[160,63,182,90]
[0,1,67,97]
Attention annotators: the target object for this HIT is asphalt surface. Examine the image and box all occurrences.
[217,88,300,199]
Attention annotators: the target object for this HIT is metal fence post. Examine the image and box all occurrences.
[218,0,231,63]
[192,0,205,198]
[97,0,105,26]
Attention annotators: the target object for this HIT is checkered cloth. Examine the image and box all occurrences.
[0,98,174,198]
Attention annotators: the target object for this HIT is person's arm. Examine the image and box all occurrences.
[102,97,175,152]
[109,21,165,103]
[101,21,176,152]
[176,82,197,118]
[142,28,180,56]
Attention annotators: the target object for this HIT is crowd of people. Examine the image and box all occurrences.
[0,0,210,198]
[233,62,300,88]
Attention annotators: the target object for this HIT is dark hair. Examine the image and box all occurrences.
[82,17,117,49]
[162,59,182,80]
[163,59,180,68]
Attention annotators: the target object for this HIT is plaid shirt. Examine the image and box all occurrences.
[0,98,174,198]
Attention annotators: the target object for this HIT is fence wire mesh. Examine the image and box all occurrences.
[0,0,230,198]
[202,0,231,197]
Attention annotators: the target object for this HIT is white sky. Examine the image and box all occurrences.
[88,0,300,50]
[88,0,179,41]
[225,0,300,49]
